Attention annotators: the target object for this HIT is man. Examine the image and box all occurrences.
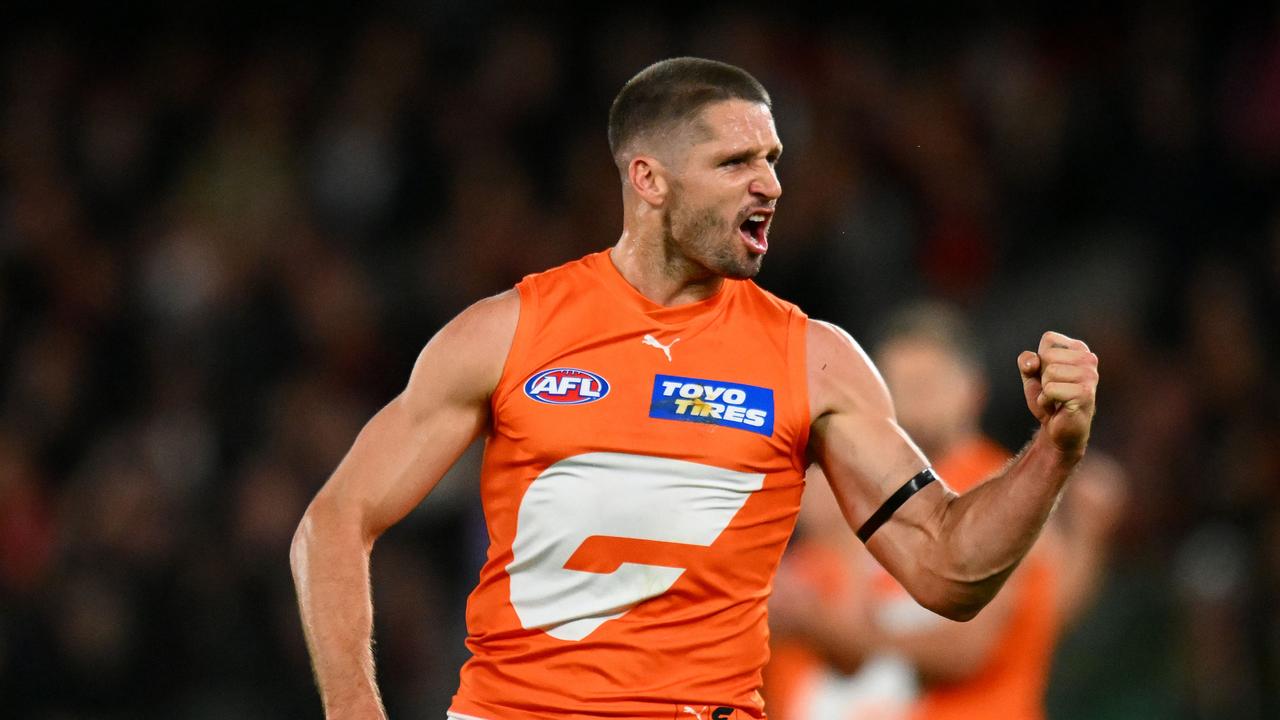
[764,302,1125,720]
[290,58,1099,719]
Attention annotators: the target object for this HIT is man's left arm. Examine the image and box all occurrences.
[806,320,1098,621]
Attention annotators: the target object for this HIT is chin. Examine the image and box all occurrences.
[719,253,764,280]
[725,261,762,279]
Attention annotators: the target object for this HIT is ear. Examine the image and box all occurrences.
[627,155,669,208]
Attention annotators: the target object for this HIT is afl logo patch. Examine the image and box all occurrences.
[524,368,610,405]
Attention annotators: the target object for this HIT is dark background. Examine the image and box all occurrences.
[0,2,1277,718]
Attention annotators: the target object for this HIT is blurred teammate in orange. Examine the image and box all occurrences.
[765,302,1125,720]
[290,59,1101,720]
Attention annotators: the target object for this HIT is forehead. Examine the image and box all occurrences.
[690,99,780,151]
[879,337,975,375]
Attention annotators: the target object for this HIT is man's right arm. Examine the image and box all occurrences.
[289,290,519,720]
[806,320,1098,621]
[771,466,1018,682]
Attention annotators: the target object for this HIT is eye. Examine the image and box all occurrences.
[720,157,746,167]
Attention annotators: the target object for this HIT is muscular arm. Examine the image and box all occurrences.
[807,320,1097,621]
[793,468,1021,681]
[289,291,518,719]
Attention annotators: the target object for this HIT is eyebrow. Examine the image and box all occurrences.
[718,144,784,163]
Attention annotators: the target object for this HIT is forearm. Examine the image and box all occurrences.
[291,496,387,720]
[932,430,1079,613]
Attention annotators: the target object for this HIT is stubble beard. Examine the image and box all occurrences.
[662,194,763,281]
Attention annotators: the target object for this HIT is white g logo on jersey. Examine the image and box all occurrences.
[506,452,765,641]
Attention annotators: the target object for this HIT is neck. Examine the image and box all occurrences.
[610,228,725,307]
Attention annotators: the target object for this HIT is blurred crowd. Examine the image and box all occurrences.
[0,3,1277,719]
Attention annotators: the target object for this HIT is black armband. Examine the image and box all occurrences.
[856,467,938,543]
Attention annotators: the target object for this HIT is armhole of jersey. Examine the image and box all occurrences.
[490,277,539,416]
[786,308,811,473]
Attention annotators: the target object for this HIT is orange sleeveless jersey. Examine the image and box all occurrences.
[449,250,811,719]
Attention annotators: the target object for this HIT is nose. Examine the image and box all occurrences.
[750,162,782,201]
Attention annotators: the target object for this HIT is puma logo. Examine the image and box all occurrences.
[642,334,680,362]
[681,707,704,720]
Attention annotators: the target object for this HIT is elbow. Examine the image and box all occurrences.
[917,520,1013,621]
[909,556,1005,622]
[911,584,990,622]
[290,489,366,578]
[290,502,320,582]
[289,512,310,573]
[925,595,987,622]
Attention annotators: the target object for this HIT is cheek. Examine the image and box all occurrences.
[676,204,728,239]
[678,180,734,213]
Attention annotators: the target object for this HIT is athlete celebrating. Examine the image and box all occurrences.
[290,57,1099,720]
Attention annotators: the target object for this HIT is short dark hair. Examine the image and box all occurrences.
[874,300,983,371]
[607,57,771,163]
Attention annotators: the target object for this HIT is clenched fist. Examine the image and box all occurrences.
[1018,331,1098,457]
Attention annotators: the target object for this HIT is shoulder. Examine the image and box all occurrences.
[427,289,520,356]
[449,288,521,336]
[406,289,520,406]
[805,318,894,422]
[739,279,807,319]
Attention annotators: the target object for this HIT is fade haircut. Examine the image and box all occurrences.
[607,57,771,168]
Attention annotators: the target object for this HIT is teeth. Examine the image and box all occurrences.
[748,214,765,222]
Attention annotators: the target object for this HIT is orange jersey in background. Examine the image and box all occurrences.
[911,438,1058,720]
[449,250,812,719]
[765,437,1060,720]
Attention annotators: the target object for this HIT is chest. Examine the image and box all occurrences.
[493,318,802,476]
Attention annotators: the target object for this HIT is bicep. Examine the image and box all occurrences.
[809,409,933,529]
[810,409,956,600]
[807,319,936,531]
[323,390,486,541]
[806,319,956,599]
[313,291,518,541]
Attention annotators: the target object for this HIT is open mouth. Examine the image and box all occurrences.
[738,211,770,254]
